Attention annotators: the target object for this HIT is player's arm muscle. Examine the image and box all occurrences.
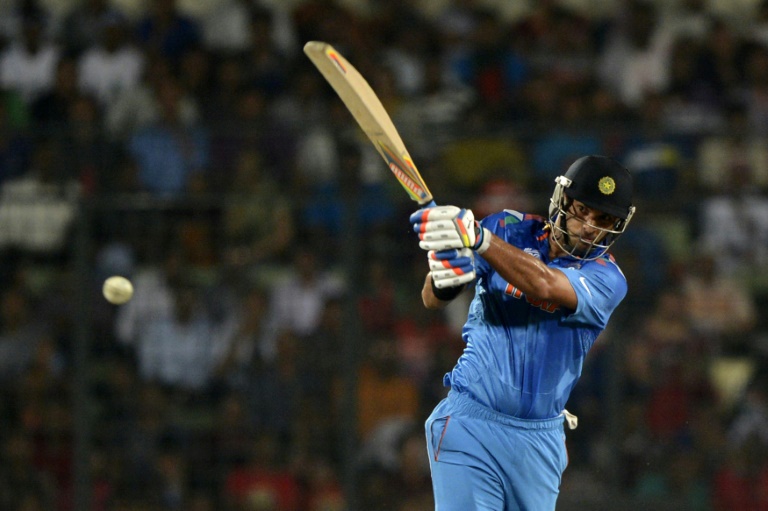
[481,234,578,309]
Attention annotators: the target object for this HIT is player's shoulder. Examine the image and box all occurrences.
[482,209,546,231]
[584,252,627,281]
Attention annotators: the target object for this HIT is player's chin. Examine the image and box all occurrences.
[572,240,596,257]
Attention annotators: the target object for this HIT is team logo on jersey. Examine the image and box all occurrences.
[598,176,615,195]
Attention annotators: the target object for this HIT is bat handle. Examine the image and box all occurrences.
[423,200,436,208]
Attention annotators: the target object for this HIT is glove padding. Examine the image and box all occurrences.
[410,206,491,253]
[428,248,476,289]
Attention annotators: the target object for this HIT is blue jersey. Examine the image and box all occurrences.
[444,210,628,420]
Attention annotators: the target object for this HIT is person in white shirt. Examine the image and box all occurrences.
[0,16,60,104]
[77,13,144,107]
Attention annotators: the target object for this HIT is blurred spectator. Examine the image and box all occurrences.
[398,57,476,162]
[356,336,420,442]
[529,104,604,190]
[294,298,344,461]
[681,250,758,352]
[618,111,692,203]
[598,0,673,108]
[0,13,59,104]
[119,384,185,491]
[381,20,432,98]
[223,432,303,511]
[658,0,712,42]
[177,46,213,106]
[0,431,56,510]
[750,0,768,48]
[0,287,55,384]
[34,398,75,510]
[133,280,224,393]
[302,457,345,511]
[199,0,253,53]
[740,43,768,135]
[106,55,199,140]
[712,440,768,511]
[301,137,396,256]
[523,4,596,88]
[77,12,144,108]
[698,159,768,279]
[259,248,343,361]
[145,446,188,510]
[30,56,78,128]
[0,86,29,129]
[661,36,724,134]
[243,330,305,457]
[0,139,80,254]
[451,8,528,121]
[357,258,397,336]
[633,446,711,511]
[240,7,289,99]
[726,366,768,451]
[126,77,209,196]
[58,0,128,58]
[209,86,294,188]
[473,178,534,219]
[209,392,257,469]
[695,18,744,106]
[0,92,32,185]
[220,149,294,267]
[134,0,201,65]
[115,248,184,347]
[696,100,768,192]
[58,94,125,195]
[269,66,327,137]
[213,284,269,391]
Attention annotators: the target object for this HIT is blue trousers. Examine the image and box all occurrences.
[425,391,568,511]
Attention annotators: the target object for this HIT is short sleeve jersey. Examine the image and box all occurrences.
[443,210,628,419]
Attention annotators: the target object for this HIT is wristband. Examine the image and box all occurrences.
[474,225,492,254]
[431,277,464,301]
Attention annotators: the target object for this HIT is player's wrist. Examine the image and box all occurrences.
[430,275,464,300]
[473,223,492,254]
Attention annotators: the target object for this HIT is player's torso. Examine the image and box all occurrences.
[447,212,603,419]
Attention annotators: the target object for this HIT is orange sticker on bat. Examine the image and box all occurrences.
[325,49,346,74]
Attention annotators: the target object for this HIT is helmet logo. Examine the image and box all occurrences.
[598,176,615,195]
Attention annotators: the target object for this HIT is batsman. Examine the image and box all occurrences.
[412,155,635,511]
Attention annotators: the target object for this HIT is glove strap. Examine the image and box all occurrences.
[431,276,464,301]
[473,224,492,254]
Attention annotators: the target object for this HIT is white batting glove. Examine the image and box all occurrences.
[410,206,491,253]
[428,248,476,288]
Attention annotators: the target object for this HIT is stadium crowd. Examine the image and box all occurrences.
[0,0,768,509]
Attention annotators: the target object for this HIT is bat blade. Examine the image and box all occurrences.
[303,41,434,206]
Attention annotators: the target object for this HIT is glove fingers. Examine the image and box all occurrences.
[432,271,475,289]
[412,220,458,234]
[428,257,473,272]
[409,205,460,224]
[429,248,466,260]
[419,239,464,251]
[431,265,474,279]
[419,229,461,242]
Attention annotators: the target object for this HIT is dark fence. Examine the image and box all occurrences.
[0,123,766,511]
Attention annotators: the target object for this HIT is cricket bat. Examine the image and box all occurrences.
[303,41,434,206]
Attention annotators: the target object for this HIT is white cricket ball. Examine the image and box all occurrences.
[102,276,134,305]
